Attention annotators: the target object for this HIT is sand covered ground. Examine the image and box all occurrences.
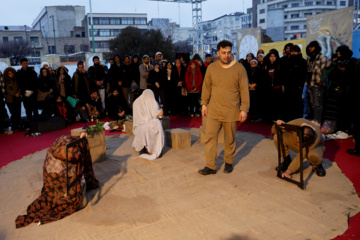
[1,128,359,240]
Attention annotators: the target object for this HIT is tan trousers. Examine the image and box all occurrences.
[204,117,238,170]
[122,87,134,109]
[273,133,324,173]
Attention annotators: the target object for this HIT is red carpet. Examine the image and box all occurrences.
[0,116,359,239]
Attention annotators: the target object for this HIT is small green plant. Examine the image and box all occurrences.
[82,121,104,138]
[124,115,133,121]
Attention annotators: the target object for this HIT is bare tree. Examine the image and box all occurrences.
[174,40,192,53]
[0,40,32,65]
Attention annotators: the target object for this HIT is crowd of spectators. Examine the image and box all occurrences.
[0,42,359,156]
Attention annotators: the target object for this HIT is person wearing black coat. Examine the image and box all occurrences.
[107,88,128,120]
[148,62,167,115]
[17,58,38,120]
[37,67,56,116]
[283,45,307,121]
[264,50,283,122]
[55,66,72,98]
[171,59,187,115]
[88,56,106,116]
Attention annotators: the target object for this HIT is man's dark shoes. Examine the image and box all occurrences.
[198,167,216,175]
[313,164,326,177]
[224,163,233,173]
[347,149,360,157]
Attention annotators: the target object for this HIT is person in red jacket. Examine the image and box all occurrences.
[185,60,203,117]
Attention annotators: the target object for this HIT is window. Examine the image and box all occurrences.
[111,29,121,36]
[32,51,41,57]
[316,1,321,5]
[291,3,299,7]
[92,17,99,25]
[304,12,312,16]
[259,19,265,23]
[340,1,346,6]
[99,29,110,36]
[14,37,23,42]
[122,18,133,25]
[134,18,147,25]
[291,25,299,30]
[99,17,110,25]
[110,18,121,25]
[48,46,56,54]
[90,29,100,36]
[291,14,299,18]
[326,1,332,5]
[30,37,39,46]
[305,2,313,6]
[3,37,8,43]
[235,17,240,21]
[64,45,75,54]
[93,41,109,48]
[304,24,307,29]
[284,15,287,19]
[282,4,288,8]
[259,9,265,14]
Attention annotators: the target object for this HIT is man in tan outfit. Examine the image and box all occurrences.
[198,40,250,175]
[273,118,326,178]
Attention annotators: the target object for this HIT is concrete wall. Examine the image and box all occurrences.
[266,8,285,42]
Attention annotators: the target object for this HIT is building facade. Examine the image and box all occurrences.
[202,10,252,57]
[257,0,350,41]
[0,25,46,59]
[83,13,148,53]
[32,6,89,55]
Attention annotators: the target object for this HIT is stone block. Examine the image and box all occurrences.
[124,121,134,135]
[161,116,170,130]
[165,128,191,149]
[71,128,106,164]
[89,144,106,164]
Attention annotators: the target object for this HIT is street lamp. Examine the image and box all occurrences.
[89,0,96,53]
[49,15,57,54]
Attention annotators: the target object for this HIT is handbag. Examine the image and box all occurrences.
[130,80,139,93]
[181,87,188,96]
[37,90,49,101]
[66,96,79,108]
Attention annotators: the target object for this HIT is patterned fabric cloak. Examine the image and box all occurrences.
[15,135,99,228]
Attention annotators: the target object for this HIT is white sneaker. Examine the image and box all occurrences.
[326,131,350,139]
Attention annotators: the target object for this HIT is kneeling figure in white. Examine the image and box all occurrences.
[132,89,164,160]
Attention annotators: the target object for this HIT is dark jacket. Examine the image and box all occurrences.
[88,64,106,90]
[109,63,122,90]
[72,69,91,101]
[148,69,167,90]
[120,64,134,88]
[16,67,38,95]
[107,94,127,119]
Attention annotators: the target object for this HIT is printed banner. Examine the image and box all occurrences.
[237,28,262,60]
[40,55,61,69]
[306,7,353,59]
[260,38,307,58]
[0,58,10,73]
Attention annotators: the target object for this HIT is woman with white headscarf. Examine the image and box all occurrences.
[132,89,164,160]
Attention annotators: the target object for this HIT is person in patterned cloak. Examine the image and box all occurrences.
[15,134,99,228]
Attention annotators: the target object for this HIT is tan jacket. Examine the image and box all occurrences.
[201,61,250,122]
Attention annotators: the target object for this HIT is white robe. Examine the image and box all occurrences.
[132,89,164,160]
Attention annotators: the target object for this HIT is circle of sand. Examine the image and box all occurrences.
[1,129,359,240]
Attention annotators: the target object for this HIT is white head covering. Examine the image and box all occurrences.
[132,90,164,160]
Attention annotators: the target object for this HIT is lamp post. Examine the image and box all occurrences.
[49,15,57,54]
[89,0,96,53]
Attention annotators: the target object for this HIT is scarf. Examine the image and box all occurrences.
[57,102,67,118]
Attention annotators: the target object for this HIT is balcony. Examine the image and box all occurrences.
[285,29,307,34]
[31,43,43,49]
[284,17,307,23]
[284,5,336,12]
